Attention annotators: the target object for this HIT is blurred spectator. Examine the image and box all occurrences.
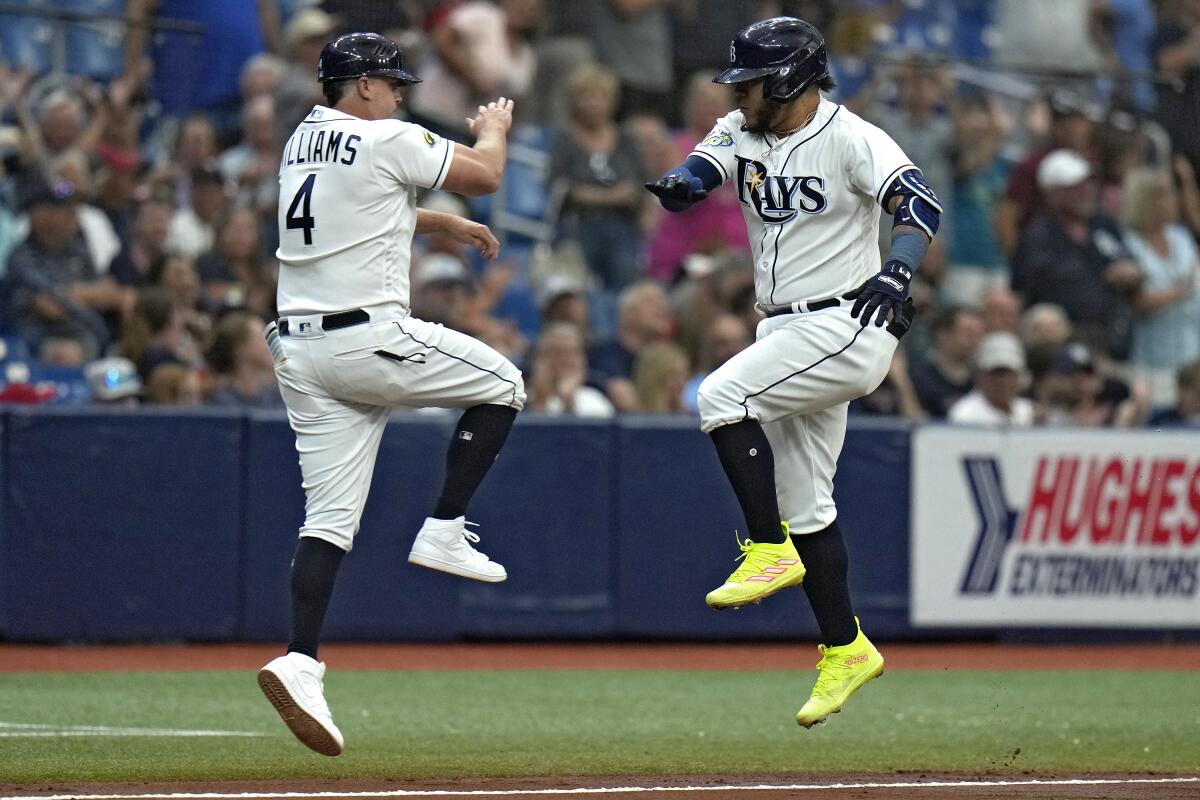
[1039,341,1147,426]
[584,0,672,118]
[274,9,341,134]
[1011,149,1142,357]
[218,96,281,216]
[907,306,984,418]
[944,93,1012,306]
[1020,302,1074,384]
[167,166,230,262]
[145,362,203,405]
[647,74,749,282]
[538,272,591,334]
[1148,360,1200,426]
[148,254,213,345]
[110,199,172,287]
[588,280,673,411]
[196,207,278,319]
[1093,110,1147,219]
[411,254,472,328]
[164,115,221,210]
[49,149,122,274]
[410,0,540,138]
[124,0,268,132]
[1118,167,1200,406]
[119,287,197,381]
[1153,0,1200,178]
[526,321,614,417]
[241,53,288,101]
[682,313,752,414]
[948,332,1035,426]
[980,286,1021,334]
[206,312,283,409]
[6,180,128,363]
[1088,0,1157,112]
[994,91,1097,257]
[32,89,91,160]
[85,356,142,406]
[552,64,648,290]
[633,341,689,413]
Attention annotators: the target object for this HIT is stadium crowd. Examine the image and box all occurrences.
[0,0,1199,428]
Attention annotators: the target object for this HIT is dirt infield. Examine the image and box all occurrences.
[1,641,1198,672]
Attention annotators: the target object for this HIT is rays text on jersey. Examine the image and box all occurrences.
[735,155,827,224]
[281,129,361,169]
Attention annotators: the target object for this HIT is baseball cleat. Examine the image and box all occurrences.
[408,517,507,582]
[795,618,884,728]
[705,523,805,610]
[258,652,344,756]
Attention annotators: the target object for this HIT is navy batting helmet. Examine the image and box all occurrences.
[714,17,829,103]
[317,32,421,85]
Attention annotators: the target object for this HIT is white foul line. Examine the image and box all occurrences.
[1,777,1197,798]
[0,721,262,738]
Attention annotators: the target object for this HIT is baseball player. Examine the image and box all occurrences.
[257,32,526,756]
[646,17,939,727]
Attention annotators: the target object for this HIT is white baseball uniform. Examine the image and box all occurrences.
[271,105,526,552]
[691,98,917,534]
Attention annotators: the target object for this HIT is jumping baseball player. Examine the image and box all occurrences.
[257,32,526,756]
[647,17,939,728]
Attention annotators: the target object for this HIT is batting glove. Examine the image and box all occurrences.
[645,172,708,212]
[847,261,911,328]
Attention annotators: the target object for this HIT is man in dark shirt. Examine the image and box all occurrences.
[1010,149,1141,358]
[586,280,673,411]
[907,306,984,418]
[1149,360,1200,427]
[109,199,172,287]
[6,180,130,363]
[1153,2,1200,178]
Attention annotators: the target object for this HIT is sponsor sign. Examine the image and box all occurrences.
[911,427,1200,627]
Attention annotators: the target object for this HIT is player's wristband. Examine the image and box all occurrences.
[884,230,928,278]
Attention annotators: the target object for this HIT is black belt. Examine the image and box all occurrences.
[763,297,841,318]
[277,308,370,336]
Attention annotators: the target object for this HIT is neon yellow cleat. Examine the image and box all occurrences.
[705,523,805,610]
[795,618,884,728]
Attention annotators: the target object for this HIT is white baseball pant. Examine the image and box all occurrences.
[269,303,526,552]
[697,304,897,534]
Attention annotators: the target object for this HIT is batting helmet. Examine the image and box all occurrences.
[713,17,829,104]
[317,32,421,85]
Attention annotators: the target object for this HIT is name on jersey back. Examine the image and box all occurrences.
[281,129,362,170]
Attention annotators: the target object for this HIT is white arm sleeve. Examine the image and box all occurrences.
[687,110,744,186]
[844,118,915,208]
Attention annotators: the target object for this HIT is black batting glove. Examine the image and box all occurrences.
[846,261,911,328]
[645,172,708,212]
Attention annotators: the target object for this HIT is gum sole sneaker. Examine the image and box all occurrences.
[706,526,805,610]
[796,618,884,728]
[258,653,344,756]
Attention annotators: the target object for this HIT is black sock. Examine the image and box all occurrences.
[791,520,857,647]
[708,420,785,543]
[286,537,346,660]
[433,403,518,520]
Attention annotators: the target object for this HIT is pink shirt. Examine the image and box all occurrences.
[647,132,750,281]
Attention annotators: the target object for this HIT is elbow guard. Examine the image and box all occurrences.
[882,168,942,238]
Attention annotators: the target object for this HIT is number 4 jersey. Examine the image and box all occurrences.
[690,98,917,307]
[275,105,455,315]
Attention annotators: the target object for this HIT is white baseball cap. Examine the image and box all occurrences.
[415,253,469,288]
[1037,149,1092,191]
[976,332,1026,372]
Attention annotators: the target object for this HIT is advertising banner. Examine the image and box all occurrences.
[911,427,1200,627]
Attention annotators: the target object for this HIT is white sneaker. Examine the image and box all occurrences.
[258,652,344,756]
[408,517,507,582]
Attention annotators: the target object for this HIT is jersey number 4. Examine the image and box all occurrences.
[286,174,316,245]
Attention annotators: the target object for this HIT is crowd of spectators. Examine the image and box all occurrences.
[0,0,1199,429]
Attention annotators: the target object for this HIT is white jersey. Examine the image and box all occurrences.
[276,105,455,315]
[691,97,914,307]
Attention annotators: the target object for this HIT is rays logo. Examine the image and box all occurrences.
[735,156,828,224]
[702,127,733,147]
